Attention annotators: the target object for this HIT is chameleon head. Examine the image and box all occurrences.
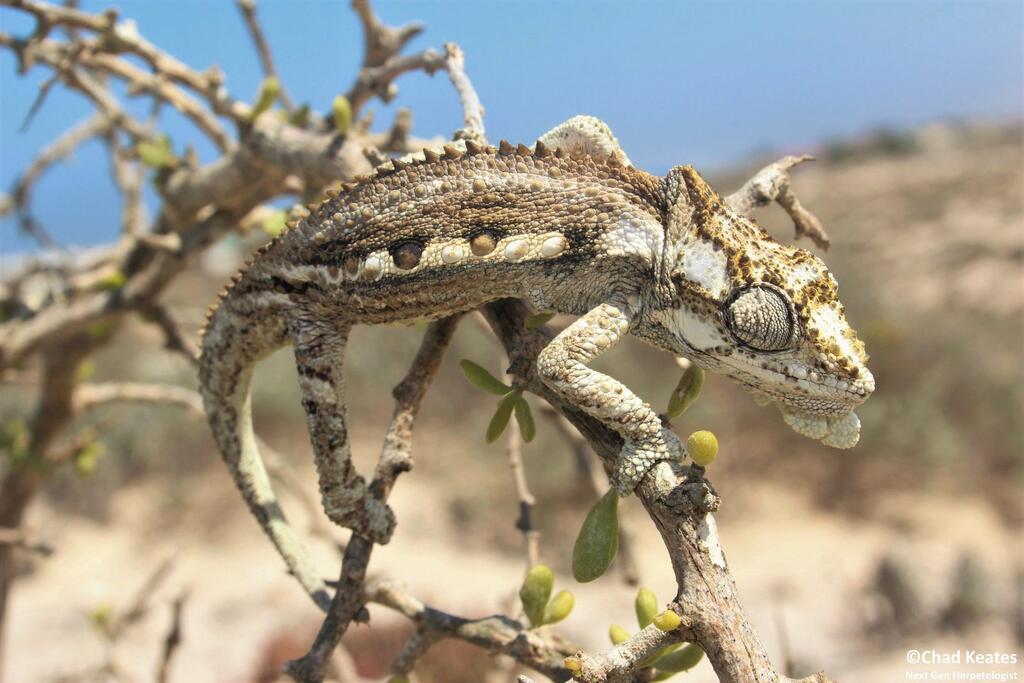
[651,165,874,448]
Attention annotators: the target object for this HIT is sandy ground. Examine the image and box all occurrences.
[8,436,1022,683]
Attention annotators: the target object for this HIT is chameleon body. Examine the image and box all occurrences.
[198,117,874,606]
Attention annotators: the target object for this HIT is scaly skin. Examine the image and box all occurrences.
[198,116,874,608]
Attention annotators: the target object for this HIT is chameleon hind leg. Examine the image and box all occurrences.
[292,323,396,544]
[536,115,633,167]
[536,298,682,496]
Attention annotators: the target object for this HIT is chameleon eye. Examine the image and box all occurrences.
[725,286,794,351]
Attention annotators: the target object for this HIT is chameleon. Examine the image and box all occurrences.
[198,116,874,607]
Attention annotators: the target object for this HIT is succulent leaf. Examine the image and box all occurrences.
[572,489,619,582]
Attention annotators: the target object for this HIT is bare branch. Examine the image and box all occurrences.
[103,128,146,235]
[345,48,445,114]
[351,0,423,69]
[443,43,485,140]
[73,382,203,418]
[1,0,247,123]
[725,155,830,250]
[367,581,575,681]
[0,527,53,556]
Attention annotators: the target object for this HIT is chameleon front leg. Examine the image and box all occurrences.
[537,299,682,496]
[292,324,396,544]
[536,115,633,167]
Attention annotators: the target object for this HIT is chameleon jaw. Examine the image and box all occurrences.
[778,403,861,449]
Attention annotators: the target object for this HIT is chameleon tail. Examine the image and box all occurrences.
[198,292,331,612]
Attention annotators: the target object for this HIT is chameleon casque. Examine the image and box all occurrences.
[199,116,874,605]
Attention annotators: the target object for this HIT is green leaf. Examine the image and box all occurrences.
[651,671,675,682]
[331,95,352,134]
[486,392,518,443]
[519,564,554,627]
[460,359,512,395]
[250,76,280,121]
[666,364,704,418]
[525,311,555,329]
[635,587,658,629]
[653,644,704,673]
[542,590,574,625]
[608,624,630,645]
[572,489,619,582]
[262,210,288,237]
[513,395,536,443]
[137,135,176,169]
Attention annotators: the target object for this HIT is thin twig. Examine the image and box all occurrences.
[236,0,294,110]
[1,113,113,247]
[505,357,540,569]
[155,590,188,683]
[140,304,199,366]
[725,155,830,250]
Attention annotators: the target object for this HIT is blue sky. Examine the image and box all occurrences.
[1,0,1021,252]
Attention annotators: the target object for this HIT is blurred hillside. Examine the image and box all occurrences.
[2,120,1022,682]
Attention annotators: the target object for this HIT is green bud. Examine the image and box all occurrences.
[520,564,554,627]
[460,359,513,395]
[513,395,536,443]
[331,95,352,134]
[486,392,518,443]
[542,590,575,625]
[137,134,176,169]
[653,643,704,673]
[262,210,288,237]
[652,609,681,632]
[73,441,105,478]
[525,311,555,329]
[289,103,311,126]
[99,271,127,291]
[666,364,704,417]
[250,76,280,121]
[90,602,113,630]
[572,489,619,583]
[686,430,719,467]
[563,656,582,675]
[75,359,96,383]
[608,624,630,645]
[86,321,116,339]
[635,587,658,629]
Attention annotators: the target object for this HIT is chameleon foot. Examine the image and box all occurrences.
[610,427,683,496]
[324,495,397,545]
